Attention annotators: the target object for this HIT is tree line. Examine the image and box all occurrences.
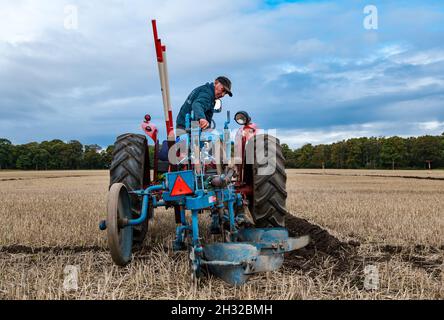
[282,134,444,169]
[1,133,443,170]
[0,139,115,170]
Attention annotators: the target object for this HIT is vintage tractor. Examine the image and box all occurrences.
[98,20,309,285]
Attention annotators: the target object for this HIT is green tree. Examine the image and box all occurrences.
[331,141,347,168]
[101,145,114,169]
[281,143,297,168]
[346,138,363,169]
[0,139,13,169]
[42,140,66,169]
[412,135,444,168]
[83,147,103,169]
[296,144,314,168]
[381,136,406,169]
[16,154,32,169]
[61,140,84,169]
[32,148,50,170]
[14,143,39,170]
[312,144,330,168]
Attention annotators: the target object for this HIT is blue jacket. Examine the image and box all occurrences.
[176,82,215,129]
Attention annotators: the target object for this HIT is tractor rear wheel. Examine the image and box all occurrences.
[110,133,152,248]
[246,134,287,228]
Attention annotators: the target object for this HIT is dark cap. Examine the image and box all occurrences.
[216,76,232,97]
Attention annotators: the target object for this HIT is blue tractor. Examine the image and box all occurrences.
[98,20,309,285]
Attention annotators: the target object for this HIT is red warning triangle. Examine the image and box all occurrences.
[171,175,193,196]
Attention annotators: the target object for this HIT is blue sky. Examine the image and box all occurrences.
[1,0,443,148]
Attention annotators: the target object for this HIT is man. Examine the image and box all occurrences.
[176,76,232,130]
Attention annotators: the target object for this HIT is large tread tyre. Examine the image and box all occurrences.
[246,134,287,228]
[109,133,151,248]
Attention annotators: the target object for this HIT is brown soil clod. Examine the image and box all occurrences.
[285,214,356,256]
[284,214,360,277]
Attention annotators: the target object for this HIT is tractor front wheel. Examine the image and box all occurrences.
[107,183,133,266]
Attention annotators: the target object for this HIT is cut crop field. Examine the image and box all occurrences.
[0,169,443,299]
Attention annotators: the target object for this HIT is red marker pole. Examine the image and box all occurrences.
[162,46,174,137]
[151,20,175,141]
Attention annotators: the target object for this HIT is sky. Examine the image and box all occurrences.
[1,0,443,148]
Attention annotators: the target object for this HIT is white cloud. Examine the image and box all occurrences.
[391,49,444,66]
[0,1,84,45]
[93,95,155,108]
[290,38,328,56]
[377,44,409,59]
[418,121,444,131]
[50,85,109,99]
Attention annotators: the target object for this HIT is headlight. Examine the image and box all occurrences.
[234,111,251,125]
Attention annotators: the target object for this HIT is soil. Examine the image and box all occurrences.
[1,215,442,280]
[284,214,443,279]
[0,245,106,254]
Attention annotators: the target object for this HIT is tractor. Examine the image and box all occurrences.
[98,20,309,285]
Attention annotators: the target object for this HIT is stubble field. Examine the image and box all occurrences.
[0,169,443,299]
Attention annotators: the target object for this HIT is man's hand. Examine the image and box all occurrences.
[199,119,209,129]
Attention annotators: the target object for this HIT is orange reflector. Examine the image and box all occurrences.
[171,175,193,196]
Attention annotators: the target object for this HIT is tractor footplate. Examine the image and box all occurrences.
[202,228,310,285]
